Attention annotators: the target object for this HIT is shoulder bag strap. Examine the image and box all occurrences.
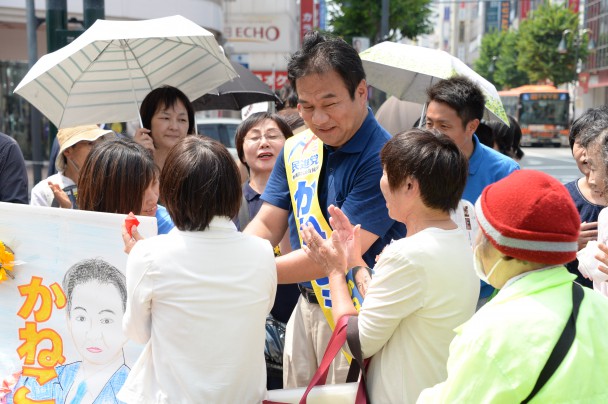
[346,316,364,382]
[521,282,584,403]
[346,316,370,403]
[298,315,349,403]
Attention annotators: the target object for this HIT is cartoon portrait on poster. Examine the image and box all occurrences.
[0,203,156,403]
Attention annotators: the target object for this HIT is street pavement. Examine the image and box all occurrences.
[518,146,580,185]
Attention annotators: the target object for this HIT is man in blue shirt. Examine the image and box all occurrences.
[425,76,519,304]
[245,32,405,388]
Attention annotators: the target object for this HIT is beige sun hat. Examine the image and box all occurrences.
[55,125,115,171]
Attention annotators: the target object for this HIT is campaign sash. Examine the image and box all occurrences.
[284,130,364,333]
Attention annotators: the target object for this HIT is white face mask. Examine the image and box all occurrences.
[473,244,503,285]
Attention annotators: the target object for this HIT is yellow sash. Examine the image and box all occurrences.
[284,129,365,327]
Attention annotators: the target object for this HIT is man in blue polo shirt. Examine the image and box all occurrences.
[425,76,519,305]
[245,31,405,388]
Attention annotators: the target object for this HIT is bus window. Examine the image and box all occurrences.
[519,96,569,126]
[498,85,570,147]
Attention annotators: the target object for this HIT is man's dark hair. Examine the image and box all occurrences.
[161,136,242,231]
[426,76,486,128]
[287,31,365,100]
[278,82,299,110]
[475,122,494,148]
[486,115,524,160]
[381,128,468,212]
[140,85,195,135]
[570,105,608,149]
[352,266,372,279]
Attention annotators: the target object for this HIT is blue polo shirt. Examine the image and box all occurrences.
[463,135,520,204]
[156,204,175,235]
[263,108,406,288]
[466,134,519,298]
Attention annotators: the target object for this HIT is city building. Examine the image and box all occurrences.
[580,0,608,113]
[223,0,299,94]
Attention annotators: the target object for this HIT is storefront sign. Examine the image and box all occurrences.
[253,70,289,90]
[224,15,292,53]
[301,0,314,43]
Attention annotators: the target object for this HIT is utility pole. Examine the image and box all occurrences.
[42,1,104,171]
[46,0,67,61]
[83,0,105,28]
[45,0,67,156]
[26,0,44,184]
[380,0,389,43]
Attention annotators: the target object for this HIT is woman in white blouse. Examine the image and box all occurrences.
[302,129,479,403]
[118,136,277,403]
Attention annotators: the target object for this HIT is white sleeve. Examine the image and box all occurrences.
[579,208,608,284]
[267,252,278,314]
[576,241,598,280]
[30,181,52,206]
[357,247,425,358]
[122,242,154,344]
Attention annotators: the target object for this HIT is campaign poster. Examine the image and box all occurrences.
[0,202,156,403]
[346,266,374,310]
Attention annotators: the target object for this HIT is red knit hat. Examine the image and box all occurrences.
[475,170,579,265]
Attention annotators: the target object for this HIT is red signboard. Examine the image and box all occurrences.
[253,70,289,90]
[300,0,314,44]
[569,0,580,13]
[520,0,530,19]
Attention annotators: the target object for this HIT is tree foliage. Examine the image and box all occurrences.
[475,30,529,90]
[517,3,584,86]
[474,30,503,86]
[328,0,434,44]
[494,30,530,89]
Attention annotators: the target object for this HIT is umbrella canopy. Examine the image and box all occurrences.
[192,61,281,111]
[375,96,424,135]
[360,41,509,125]
[14,15,238,128]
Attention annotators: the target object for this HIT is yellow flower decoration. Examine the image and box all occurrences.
[0,241,15,282]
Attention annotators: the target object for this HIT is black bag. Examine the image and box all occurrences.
[264,314,286,374]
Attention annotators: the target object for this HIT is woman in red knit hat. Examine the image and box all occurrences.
[418,169,608,403]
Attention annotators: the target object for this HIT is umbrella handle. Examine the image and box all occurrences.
[120,40,144,129]
[418,102,427,128]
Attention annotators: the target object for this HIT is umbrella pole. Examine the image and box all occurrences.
[418,102,427,128]
[121,41,143,128]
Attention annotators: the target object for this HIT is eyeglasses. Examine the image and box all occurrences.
[244,132,285,145]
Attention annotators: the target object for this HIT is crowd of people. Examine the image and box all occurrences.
[2,30,608,403]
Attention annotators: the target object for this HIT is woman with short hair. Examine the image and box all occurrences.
[133,85,195,172]
[303,129,479,403]
[118,136,277,403]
